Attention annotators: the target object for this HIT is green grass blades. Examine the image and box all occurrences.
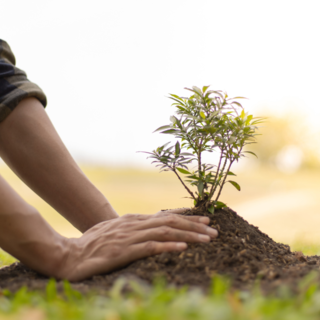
[2,275,320,319]
[0,250,16,268]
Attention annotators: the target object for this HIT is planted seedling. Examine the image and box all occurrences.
[141,86,263,214]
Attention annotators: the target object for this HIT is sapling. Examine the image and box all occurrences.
[141,86,263,214]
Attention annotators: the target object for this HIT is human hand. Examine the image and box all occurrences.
[57,209,218,281]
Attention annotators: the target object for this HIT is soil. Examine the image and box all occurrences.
[1,206,320,295]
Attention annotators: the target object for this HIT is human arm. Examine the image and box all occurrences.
[0,42,219,280]
[0,97,118,232]
[0,175,217,280]
[0,174,68,276]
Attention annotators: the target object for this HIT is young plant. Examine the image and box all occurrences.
[141,86,263,213]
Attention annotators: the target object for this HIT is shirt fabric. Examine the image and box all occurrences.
[0,39,47,122]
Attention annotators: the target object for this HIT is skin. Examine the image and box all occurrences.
[0,97,218,281]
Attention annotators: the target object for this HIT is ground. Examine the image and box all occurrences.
[1,207,320,296]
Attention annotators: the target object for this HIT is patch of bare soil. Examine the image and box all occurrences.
[1,207,320,294]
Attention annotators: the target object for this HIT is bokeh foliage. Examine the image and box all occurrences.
[1,274,320,320]
[248,113,320,170]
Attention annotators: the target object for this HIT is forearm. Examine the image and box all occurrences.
[0,173,218,281]
[0,208,68,277]
[0,98,118,232]
[0,175,67,277]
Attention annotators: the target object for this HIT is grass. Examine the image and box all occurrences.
[0,251,16,268]
[1,245,320,320]
[1,274,320,320]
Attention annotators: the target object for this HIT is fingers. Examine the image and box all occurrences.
[69,240,188,281]
[129,241,188,261]
[128,226,211,244]
[134,214,218,239]
[87,212,214,243]
[177,215,210,225]
[160,208,190,214]
[121,211,210,226]
[154,209,210,225]
[121,209,190,221]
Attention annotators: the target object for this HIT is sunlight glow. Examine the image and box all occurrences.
[1,0,320,166]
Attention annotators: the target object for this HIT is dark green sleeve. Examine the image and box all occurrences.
[0,40,47,122]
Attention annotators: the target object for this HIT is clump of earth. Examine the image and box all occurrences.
[1,207,320,294]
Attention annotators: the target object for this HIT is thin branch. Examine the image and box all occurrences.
[215,160,233,202]
[198,138,203,177]
[208,146,224,199]
[215,144,244,201]
[182,120,196,153]
[214,156,228,196]
[173,169,196,200]
[210,126,233,197]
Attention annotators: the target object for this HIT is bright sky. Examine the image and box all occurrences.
[2,0,320,167]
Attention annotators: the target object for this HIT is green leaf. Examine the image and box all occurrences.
[153,125,172,133]
[208,205,215,214]
[170,116,177,123]
[168,95,186,105]
[245,115,253,125]
[215,201,227,209]
[180,152,195,156]
[169,94,185,102]
[144,86,262,204]
[203,125,217,134]
[175,141,180,156]
[186,175,200,180]
[202,85,210,93]
[243,151,258,158]
[231,101,243,108]
[192,86,202,96]
[227,180,241,191]
[208,90,224,99]
[176,167,191,174]
[231,96,247,100]
[208,110,220,119]
[161,129,178,134]
[197,181,204,195]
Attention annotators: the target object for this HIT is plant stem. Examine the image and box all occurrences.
[215,143,243,202]
[212,148,228,196]
[214,156,228,196]
[183,122,196,153]
[211,126,233,199]
[198,138,203,177]
[208,145,225,199]
[215,159,233,202]
[173,169,196,200]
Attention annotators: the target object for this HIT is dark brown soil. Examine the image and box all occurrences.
[1,207,320,294]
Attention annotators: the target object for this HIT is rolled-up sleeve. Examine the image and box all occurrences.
[0,40,47,122]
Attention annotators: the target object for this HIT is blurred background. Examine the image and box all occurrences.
[1,0,320,262]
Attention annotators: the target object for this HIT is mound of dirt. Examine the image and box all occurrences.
[1,207,320,294]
